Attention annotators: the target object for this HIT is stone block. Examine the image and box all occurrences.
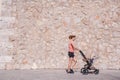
[0,56,12,63]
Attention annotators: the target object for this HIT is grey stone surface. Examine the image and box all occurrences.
[0,69,120,80]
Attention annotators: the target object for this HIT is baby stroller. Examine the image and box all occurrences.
[79,50,99,75]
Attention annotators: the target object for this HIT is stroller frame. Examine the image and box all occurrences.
[79,50,99,75]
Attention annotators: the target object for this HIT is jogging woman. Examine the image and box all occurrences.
[66,35,80,73]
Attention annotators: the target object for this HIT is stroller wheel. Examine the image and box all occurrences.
[81,68,85,73]
[82,69,88,75]
[94,69,99,75]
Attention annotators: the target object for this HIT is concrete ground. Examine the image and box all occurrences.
[0,69,120,80]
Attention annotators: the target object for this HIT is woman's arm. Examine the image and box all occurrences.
[74,47,80,51]
[72,42,80,51]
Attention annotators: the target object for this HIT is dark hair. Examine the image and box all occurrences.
[69,35,76,39]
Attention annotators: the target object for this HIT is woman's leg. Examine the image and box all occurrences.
[68,58,72,71]
[71,57,77,69]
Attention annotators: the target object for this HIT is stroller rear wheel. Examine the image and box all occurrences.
[81,68,85,73]
[81,68,88,75]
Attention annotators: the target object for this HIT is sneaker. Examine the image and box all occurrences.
[66,69,74,74]
[70,69,74,73]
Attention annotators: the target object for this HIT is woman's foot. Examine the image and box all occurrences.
[70,69,74,73]
[66,69,74,74]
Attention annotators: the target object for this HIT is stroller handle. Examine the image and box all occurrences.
[79,50,90,65]
[79,50,87,60]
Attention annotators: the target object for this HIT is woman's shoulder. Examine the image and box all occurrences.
[69,40,74,44]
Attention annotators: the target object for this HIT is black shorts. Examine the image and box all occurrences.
[68,52,74,58]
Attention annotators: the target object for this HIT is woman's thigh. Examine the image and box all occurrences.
[69,58,73,62]
[72,57,77,62]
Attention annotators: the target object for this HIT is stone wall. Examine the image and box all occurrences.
[0,0,120,69]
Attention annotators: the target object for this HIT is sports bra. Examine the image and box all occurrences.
[69,42,74,52]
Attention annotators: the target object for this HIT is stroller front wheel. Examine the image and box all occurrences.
[94,69,99,75]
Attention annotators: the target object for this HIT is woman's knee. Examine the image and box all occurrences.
[72,58,77,63]
[74,60,77,63]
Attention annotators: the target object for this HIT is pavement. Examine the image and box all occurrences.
[0,69,120,80]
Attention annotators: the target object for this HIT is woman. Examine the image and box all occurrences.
[66,35,80,73]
